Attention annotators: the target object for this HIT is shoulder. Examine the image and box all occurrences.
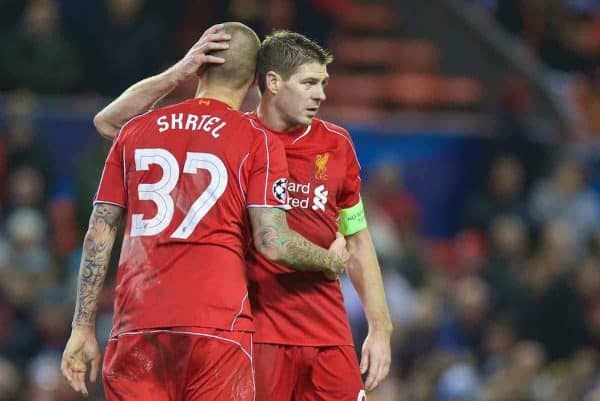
[315,119,350,137]
[115,110,154,142]
[315,118,353,143]
[240,114,280,145]
[314,118,357,152]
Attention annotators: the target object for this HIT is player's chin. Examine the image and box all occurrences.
[301,111,317,124]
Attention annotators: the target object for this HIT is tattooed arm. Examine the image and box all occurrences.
[249,207,348,278]
[61,203,123,397]
[73,203,123,327]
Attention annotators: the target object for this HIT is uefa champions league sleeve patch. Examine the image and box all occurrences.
[272,178,288,205]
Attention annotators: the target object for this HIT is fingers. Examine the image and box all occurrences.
[202,23,225,39]
[203,55,226,64]
[379,358,391,387]
[62,359,88,395]
[90,354,100,383]
[74,371,88,397]
[190,42,229,65]
[61,348,91,396]
[362,349,391,392]
[360,347,369,375]
[203,41,230,52]
[328,235,346,251]
[342,249,350,264]
[363,351,379,391]
[205,32,231,43]
[60,357,73,383]
[193,35,230,51]
[192,31,230,52]
[364,358,379,391]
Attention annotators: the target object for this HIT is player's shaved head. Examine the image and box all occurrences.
[204,22,260,90]
[257,31,333,93]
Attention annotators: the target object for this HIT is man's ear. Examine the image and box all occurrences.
[265,71,282,95]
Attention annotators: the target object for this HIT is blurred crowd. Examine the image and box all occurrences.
[0,0,343,96]
[2,0,600,401]
[0,91,103,401]
[475,0,600,139]
[343,127,600,400]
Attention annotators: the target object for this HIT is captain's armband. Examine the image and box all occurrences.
[339,198,367,236]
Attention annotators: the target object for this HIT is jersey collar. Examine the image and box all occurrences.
[187,97,234,110]
[248,111,314,142]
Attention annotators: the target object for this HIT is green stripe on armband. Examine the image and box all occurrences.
[339,198,368,236]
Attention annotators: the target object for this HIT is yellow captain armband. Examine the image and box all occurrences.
[339,198,368,236]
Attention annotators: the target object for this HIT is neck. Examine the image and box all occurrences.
[195,82,246,110]
[257,95,303,132]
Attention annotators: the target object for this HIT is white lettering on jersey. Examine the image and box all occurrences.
[196,114,210,130]
[184,114,199,130]
[157,116,169,133]
[131,149,228,239]
[287,181,328,212]
[171,152,228,238]
[171,113,184,130]
[131,148,179,236]
[312,184,328,211]
[204,116,219,132]
[212,121,226,138]
[155,113,227,138]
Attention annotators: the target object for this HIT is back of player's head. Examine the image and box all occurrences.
[204,22,260,90]
[257,30,333,94]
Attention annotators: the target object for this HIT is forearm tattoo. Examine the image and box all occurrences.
[72,204,123,327]
[249,208,342,273]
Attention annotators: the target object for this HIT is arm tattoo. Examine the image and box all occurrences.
[249,208,343,273]
[72,203,123,327]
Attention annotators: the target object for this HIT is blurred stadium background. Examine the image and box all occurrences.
[1,0,600,400]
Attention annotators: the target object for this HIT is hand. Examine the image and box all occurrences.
[171,23,231,82]
[61,326,101,397]
[360,329,392,392]
[325,232,349,280]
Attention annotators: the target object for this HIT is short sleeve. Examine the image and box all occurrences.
[247,130,290,210]
[94,135,127,208]
[338,134,361,209]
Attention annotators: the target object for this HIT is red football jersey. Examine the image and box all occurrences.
[246,114,361,346]
[94,99,290,337]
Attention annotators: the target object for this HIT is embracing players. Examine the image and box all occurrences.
[61,23,348,401]
[88,25,392,401]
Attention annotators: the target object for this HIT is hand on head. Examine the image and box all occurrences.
[172,24,231,81]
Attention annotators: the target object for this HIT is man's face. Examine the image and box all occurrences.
[274,62,329,129]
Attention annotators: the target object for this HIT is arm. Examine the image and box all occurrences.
[346,228,393,392]
[61,203,123,397]
[93,70,182,140]
[94,23,231,140]
[249,207,347,278]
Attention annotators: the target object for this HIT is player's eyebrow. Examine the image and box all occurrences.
[302,76,329,85]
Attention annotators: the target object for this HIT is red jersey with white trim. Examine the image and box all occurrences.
[94,99,289,337]
[246,113,361,346]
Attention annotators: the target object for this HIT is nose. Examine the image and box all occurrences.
[313,85,326,102]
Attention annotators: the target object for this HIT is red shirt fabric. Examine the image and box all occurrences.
[246,113,362,346]
[94,98,289,337]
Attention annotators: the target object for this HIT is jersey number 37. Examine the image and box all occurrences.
[131,148,227,239]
